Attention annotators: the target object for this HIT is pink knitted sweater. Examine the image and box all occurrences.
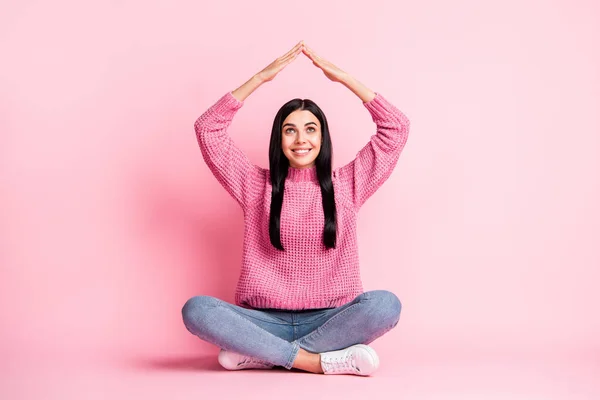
[194,91,410,310]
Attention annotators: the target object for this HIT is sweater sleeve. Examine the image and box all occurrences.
[335,92,410,210]
[194,91,262,211]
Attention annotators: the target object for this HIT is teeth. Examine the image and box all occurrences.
[293,149,310,154]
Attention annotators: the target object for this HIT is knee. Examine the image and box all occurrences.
[181,295,221,332]
[367,290,402,327]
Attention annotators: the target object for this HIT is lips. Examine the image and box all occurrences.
[292,148,312,157]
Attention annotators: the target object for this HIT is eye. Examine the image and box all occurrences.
[285,128,295,134]
[307,127,316,132]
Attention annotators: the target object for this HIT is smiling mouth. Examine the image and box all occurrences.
[292,149,312,153]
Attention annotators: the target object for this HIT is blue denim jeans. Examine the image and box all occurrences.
[181,290,402,370]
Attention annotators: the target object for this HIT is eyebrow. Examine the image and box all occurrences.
[282,122,318,129]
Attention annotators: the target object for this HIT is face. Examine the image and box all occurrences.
[281,109,322,169]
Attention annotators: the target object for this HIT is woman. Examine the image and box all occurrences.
[182,41,410,376]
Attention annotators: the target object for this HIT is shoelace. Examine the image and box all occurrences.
[323,352,359,373]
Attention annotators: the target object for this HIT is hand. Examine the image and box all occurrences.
[302,44,348,83]
[256,41,304,83]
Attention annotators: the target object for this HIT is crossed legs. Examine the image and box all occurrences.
[181,290,402,373]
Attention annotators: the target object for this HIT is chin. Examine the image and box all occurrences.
[290,160,314,169]
[286,154,315,168]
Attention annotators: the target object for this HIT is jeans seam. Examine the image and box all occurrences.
[285,342,300,370]
[295,301,361,346]
[221,303,290,326]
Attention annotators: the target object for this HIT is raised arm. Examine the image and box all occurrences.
[195,41,305,211]
[302,44,411,210]
[335,90,410,210]
[194,92,261,211]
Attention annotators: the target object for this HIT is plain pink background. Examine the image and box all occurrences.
[2,0,599,398]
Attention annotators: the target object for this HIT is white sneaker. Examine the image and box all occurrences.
[320,344,380,376]
[218,349,275,370]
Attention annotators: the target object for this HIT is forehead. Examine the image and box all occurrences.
[283,109,320,125]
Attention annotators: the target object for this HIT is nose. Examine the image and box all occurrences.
[295,132,307,143]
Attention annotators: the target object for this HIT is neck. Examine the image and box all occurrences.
[286,164,318,182]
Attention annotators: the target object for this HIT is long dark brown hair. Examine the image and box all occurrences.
[268,98,337,251]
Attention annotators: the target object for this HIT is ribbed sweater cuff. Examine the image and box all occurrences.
[362,92,393,119]
[210,91,244,117]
